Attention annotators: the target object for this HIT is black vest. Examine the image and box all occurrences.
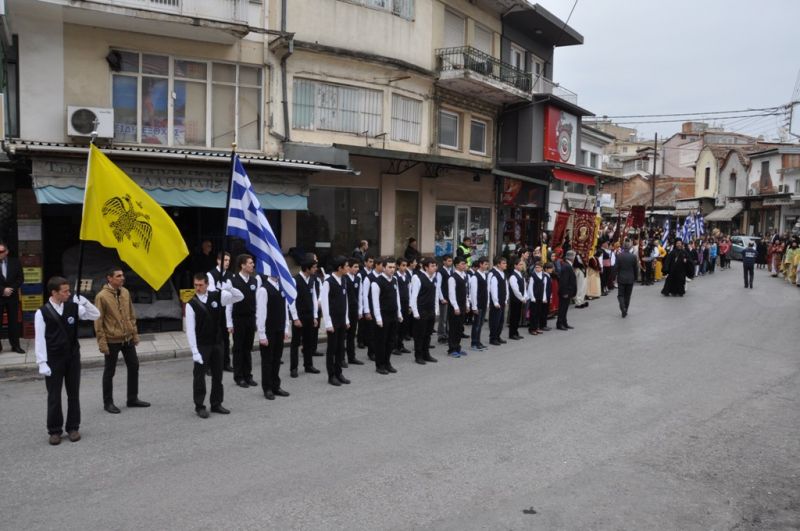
[396,272,410,308]
[325,276,348,328]
[208,267,232,288]
[438,267,451,300]
[530,273,548,303]
[231,273,257,322]
[375,275,398,323]
[510,271,525,302]
[345,274,360,314]
[294,273,317,321]
[366,271,378,315]
[189,291,223,346]
[491,269,507,305]
[474,272,488,310]
[264,280,287,333]
[416,272,437,319]
[449,272,467,313]
[41,301,80,358]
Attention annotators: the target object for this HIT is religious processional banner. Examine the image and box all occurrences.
[571,208,598,262]
[551,211,571,248]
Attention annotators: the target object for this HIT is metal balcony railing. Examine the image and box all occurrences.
[105,0,249,24]
[532,74,578,104]
[436,46,532,93]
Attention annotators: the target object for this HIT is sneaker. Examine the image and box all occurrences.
[448,351,461,358]
[476,344,488,351]
[458,350,469,357]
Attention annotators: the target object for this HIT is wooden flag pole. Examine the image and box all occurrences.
[75,122,100,299]
[224,142,237,259]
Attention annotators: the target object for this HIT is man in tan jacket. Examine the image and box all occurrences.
[94,267,150,414]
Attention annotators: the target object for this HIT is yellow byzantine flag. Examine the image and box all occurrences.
[80,145,188,290]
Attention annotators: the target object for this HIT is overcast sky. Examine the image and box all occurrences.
[538,0,799,141]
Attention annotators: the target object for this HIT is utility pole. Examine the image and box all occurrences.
[651,133,658,214]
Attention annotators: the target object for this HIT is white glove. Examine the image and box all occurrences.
[73,294,87,305]
[192,352,203,364]
[39,362,52,377]
[221,279,233,290]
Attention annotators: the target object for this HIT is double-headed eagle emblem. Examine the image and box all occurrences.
[102,194,153,252]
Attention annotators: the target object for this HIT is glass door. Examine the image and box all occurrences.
[394,190,419,257]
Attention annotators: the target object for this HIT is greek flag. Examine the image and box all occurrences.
[681,216,691,242]
[696,210,705,236]
[661,217,670,244]
[226,155,297,303]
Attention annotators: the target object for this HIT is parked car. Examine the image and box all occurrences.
[729,236,761,260]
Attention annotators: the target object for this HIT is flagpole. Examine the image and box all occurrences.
[75,124,99,298]
[224,142,237,259]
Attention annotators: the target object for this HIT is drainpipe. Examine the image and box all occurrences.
[280,0,292,142]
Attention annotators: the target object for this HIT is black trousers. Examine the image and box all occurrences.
[743,264,754,288]
[346,309,358,360]
[556,296,570,327]
[102,342,139,405]
[374,320,397,370]
[528,301,548,331]
[0,296,21,348]
[508,298,523,337]
[232,318,256,383]
[356,314,367,347]
[470,308,486,346]
[447,310,465,354]
[290,318,317,370]
[45,352,81,435]
[395,308,411,348]
[488,305,505,341]
[617,283,634,312]
[326,325,346,377]
[193,343,223,409]
[361,318,375,357]
[220,321,231,368]
[261,329,285,393]
[413,315,435,360]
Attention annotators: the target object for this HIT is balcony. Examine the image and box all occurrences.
[436,46,532,104]
[58,0,253,43]
[532,75,578,105]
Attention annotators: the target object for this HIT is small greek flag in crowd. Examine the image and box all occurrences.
[696,210,705,236]
[226,155,297,303]
[662,217,670,244]
[682,215,691,242]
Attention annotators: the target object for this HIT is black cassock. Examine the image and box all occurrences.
[661,249,690,296]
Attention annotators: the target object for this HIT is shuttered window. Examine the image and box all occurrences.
[473,24,493,55]
[293,79,383,136]
[444,10,465,48]
[390,94,422,144]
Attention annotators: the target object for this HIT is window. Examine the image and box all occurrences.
[340,0,414,20]
[111,51,262,149]
[729,172,737,197]
[444,10,465,48]
[473,24,493,55]
[590,153,599,169]
[390,94,422,144]
[704,167,711,190]
[581,150,589,166]
[293,79,383,136]
[438,110,459,149]
[469,119,487,154]
[510,45,524,70]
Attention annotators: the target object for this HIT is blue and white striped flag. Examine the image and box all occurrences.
[681,216,691,242]
[662,217,670,244]
[696,210,705,236]
[226,155,297,303]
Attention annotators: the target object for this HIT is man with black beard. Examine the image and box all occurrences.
[661,239,691,297]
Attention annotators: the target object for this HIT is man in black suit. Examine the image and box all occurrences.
[556,251,577,331]
[614,239,640,318]
[0,242,25,353]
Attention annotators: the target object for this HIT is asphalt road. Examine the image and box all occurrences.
[1,266,798,530]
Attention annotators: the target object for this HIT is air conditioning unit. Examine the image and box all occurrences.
[67,106,114,138]
[777,184,789,193]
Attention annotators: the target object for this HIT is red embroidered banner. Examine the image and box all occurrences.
[571,208,598,262]
[551,211,571,248]
[629,205,646,229]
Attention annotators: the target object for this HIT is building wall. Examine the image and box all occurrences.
[747,153,782,194]
[694,147,719,198]
[718,153,748,201]
[661,133,701,179]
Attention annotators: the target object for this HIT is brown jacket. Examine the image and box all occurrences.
[94,284,139,353]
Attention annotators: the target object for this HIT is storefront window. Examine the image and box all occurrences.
[435,205,455,256]
[394,190,419,257]
[435,204,491,258]
[297,188,380,262]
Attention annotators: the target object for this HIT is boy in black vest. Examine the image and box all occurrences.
[526,260,551,335]
[447,257,470,358]
[507,257,528,340]
[228,254,261,388]
[394,257,412,355]
[186,273,243,418]
[288,259,321,378]
[436,255,453,344]
[356,255,374,350]
[469,256,490,351]
[361,258,383,361]
[410,258,439,364]
[370,258,402,375]
[35,276,100,445]
[344,258,365,366]
[320,256,351,386]
[256,269,292,400]
[207,251,234,372]
[488,256,508,345]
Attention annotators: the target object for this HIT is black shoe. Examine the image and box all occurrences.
[336,375,351,385]
[477,343,488,350]
[541,327,551,331]
[437,337,448,344]
[490,340,502,346]
[264,390,275,400]
[423,355,438,363]
[367,354,375,361]
[197,408,210,419]
[392,349,401,356]
[565,325,574,330]
[429,344,435,349]
[461,333,469,339]
[386,365,398,374]
[313,351,325,357]
[498,338,507,344]
[357,342,366,349]
[236,380,249,388]
[223,364,234,372]
[210,404,230,414]
[341,360,349,368]
[127,399,151,408]
[328,376,341,386]
[399,347,411,354]
[557,325,569,331]
[290,369,298,378]
[274,389,290,397]
[510,335,523,340]
[621,311,627,318]
[104,403,121,414]
[246,379,258,387]
[305,367,320,374]
[415,358,427,365]
[205,367,212,376]
[11,347,25,354]
[348,358,365,365]
[403,335,413,341]
[376,368,389,375]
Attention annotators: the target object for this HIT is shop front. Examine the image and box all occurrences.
[497,175,547,253]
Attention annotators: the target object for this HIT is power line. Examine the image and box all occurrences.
[586,105,784,120]
[552,0,579,49]
[608,111,783,126]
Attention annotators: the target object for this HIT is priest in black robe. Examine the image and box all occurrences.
[661,239,690,296]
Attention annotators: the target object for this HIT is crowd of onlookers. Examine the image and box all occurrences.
[766,232,800,287]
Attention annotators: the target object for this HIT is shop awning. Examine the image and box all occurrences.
[552,168,596,186]
[704,202,744,222]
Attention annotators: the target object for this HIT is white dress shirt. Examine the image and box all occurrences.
[509,271,527,302]
[409,272,439,318]
[435,267,452,303]
[469,270,487,310]
[35,295,100,366]
[370,273,402,325]
[319,273,350,330]
[255,278,291,342]
[526,271,549,303]
[288,272,318,321]
[224,272,262,328]
[489,267,508,307]
[347,272,363,315]
[447,271,471,313]
[359,269,373,317]
[186,285,244,356]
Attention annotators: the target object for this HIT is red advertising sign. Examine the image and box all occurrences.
[543,106,578,165]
